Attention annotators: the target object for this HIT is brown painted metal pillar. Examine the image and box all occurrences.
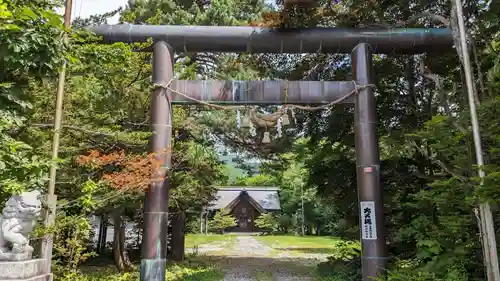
[352,43,388,280]
[140,40,173,281]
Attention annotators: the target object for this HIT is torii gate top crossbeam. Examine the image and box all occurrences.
[89,24,453,54]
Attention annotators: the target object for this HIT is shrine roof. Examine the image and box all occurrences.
[208,186,281,211]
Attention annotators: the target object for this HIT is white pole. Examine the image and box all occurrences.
[454,2,500,280]
[205,212,209,235]
[301,185,305,236]
[200,209,204,234]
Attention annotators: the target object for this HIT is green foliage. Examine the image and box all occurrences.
[0,1,102,278]
[208,211,237,233]
[55,262,223,281]
[171,140,228,211]
[51,214,97,280]
[121,0,264,27]
[0,0,65,87]
[316,240,361,280]
[4,0,500,280]
[0,110,51,201]
[185,216,202,234]
[0,0,66,202]
[283,1,500,279]
[233,173,279,186]
[386,98,500,279]
[254,213,278,233]
[382,264,469,281]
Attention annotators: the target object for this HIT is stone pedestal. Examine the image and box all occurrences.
[0,259,52,281]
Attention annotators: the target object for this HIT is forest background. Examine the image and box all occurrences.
[2,0,500,280]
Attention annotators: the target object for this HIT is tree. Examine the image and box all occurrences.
[254,213,278,234]
[0,0,66,201]
[5,0,500,280]
[289,1,500,279]
[233,173,279,186]
[208,211,237,234]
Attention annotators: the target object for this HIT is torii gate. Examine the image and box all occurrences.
[89,24,453,281]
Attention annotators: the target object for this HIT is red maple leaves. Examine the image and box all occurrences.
[76,149,170,191]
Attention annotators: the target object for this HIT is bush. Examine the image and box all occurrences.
[317,256,361,280]
[316,240,362,280]
[61,261,223,281]
[208,211,237,234]
[186,216,202,234]
[254,213,278,234]
[382,264,469,281]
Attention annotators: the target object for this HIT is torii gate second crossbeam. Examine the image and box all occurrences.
[89,24,454,281]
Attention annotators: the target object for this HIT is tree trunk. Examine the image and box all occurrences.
[169,211,186,262]
[112,211,134,272]
[97,214,108,254]
[119,218,134,269]
[200,211,204,234]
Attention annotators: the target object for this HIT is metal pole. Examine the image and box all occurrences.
[454,2,500,280]
[352,43,388,281]
[140,41,173,281]
[41,0,72,273]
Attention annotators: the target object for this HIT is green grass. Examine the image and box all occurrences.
[75,261,223,281]
[255,235,341,255]
[185,233,235,249]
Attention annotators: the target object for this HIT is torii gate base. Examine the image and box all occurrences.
[90,24,453,281]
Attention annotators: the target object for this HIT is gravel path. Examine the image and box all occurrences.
[186,241,230,254]
[211,236,318,281]
[228,236,272,257]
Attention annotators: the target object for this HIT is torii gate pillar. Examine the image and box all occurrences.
[352,43,388,280]
[140,41,173,281]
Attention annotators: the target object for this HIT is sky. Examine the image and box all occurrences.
[59,0,275,23]
[56,0,128,24]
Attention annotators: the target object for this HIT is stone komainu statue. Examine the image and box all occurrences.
[0,190,42,261]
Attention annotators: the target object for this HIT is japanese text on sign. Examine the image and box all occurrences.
[360,201,377,240]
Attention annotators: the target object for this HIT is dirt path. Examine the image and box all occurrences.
[202,236,321,281]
